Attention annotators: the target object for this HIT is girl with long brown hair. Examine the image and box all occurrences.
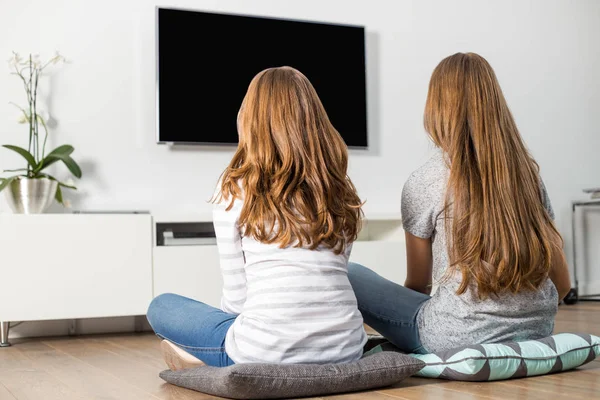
[147,66,367,368]
[348,53,571,353]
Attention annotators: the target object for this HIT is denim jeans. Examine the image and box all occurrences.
[347,262,431,354]
[146,293,236,367]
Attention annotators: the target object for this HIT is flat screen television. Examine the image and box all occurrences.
[157,7,368,148]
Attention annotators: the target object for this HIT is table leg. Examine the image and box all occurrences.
[572,203,579,291]
[0,321,10,347]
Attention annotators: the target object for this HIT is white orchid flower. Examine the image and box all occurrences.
[17,111,29,124]
[52,51,65,64]
[7,52,21,68]
[15,108,50,124]
[32,54,42,69]
[15,106,30,123]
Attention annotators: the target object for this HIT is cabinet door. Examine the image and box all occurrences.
[152,245,223,307]
[0,214,153,321]
[350,241,407,284]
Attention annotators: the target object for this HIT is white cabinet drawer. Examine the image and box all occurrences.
[350,240,407,284]
[0,214,153,321]
[152,245,222,307]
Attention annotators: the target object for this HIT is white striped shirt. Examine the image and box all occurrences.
[213,197,366,364]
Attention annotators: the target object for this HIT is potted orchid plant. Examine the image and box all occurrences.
[0,52,82,213]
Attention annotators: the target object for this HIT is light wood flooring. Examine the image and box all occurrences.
[1,302,599,400]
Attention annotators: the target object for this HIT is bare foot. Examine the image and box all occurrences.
[160,340,205,371]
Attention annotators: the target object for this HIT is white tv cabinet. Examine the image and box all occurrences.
[151,212,406,306]
[0,213,154,347]
[0,212,404,346]
[152,213,223,308]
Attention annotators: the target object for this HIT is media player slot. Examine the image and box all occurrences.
[156,222,216,246]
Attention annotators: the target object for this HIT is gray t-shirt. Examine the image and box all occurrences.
[402,150,558,353]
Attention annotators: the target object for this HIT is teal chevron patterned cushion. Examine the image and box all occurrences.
[365,333,599,381]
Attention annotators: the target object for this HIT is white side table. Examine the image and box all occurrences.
[569,199,600,302]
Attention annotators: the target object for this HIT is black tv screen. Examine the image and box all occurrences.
[157,8,368,148]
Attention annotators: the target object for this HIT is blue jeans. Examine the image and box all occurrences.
[347,262,431,354]
[146,293,236,367]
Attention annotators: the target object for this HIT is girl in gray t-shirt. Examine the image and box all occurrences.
[348,52,571,353]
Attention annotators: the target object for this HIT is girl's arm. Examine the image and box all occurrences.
[404,232,433,295]
[549,240,571,302]
[213,203,247,314]
[540,181,571,301]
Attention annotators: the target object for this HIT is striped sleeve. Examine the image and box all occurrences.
[213,198,247,314]
[344,241,353,259]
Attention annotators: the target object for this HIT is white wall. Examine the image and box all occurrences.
[0,0,599,294]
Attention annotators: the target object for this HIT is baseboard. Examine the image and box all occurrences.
[8,316,153,339]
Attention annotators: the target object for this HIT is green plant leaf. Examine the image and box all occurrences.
[59,182,77,190]
[60,155,82,179]
[0,177,16,192]
[2,145,37,169]
[34,159,54,173]
[3,168,28,173]
[42,154,82,179]
[41,173,77,190]
[55,185,63,205]
[35,145,75,173]
[47,145,74,157]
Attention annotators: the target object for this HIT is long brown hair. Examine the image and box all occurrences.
[215,66,362,254]
[424,53,562,298]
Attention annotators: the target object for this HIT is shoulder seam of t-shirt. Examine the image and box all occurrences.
[401,153,448,239]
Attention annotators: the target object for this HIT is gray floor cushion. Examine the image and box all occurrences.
[159,352,425,399]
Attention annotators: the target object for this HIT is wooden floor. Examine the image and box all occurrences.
[1,303,599,400]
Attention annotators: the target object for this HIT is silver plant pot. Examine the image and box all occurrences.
[5,177,58,214]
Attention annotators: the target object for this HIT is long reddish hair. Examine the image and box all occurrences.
[215,66,363,254]
[424,53,562,298]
